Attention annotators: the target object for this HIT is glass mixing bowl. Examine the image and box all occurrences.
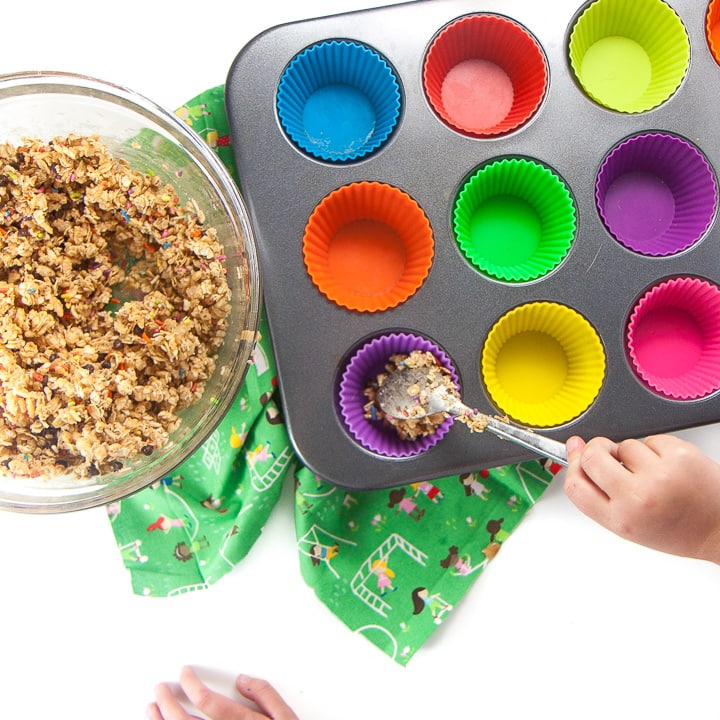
[0,71,261,512]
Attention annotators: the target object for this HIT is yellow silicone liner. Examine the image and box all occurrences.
[481,302,606,427]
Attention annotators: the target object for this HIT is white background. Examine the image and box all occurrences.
[1,1,719,719]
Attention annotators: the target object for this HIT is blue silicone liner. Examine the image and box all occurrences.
[276,39,401,163]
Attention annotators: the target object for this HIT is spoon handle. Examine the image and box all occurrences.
[442,392,568,466]
[483,416,568,467]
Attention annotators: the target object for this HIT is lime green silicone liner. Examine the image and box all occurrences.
[568,0,690,113]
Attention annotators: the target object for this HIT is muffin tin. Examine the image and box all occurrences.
[226,0,720,490]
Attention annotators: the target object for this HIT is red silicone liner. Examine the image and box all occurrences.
[423,13,548,137]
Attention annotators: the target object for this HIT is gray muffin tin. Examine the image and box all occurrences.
[226,0,720,490]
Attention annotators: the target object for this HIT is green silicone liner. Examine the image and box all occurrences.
[452,157,576,282]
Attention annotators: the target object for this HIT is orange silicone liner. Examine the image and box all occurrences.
[302,181,434,312]
[708,0,720,65]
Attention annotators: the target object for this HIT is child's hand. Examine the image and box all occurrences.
[564,434,720,564]
[147,666,299,720]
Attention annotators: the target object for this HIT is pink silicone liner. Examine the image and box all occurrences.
[626,276,720,400]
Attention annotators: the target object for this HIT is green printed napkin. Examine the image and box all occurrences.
[294,461,558,664]
[108,87,561,662]
[108,310,290,597]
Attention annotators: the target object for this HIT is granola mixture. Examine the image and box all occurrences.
[364,350,452,441]
[0,134,231,479]
[364,349,489,440]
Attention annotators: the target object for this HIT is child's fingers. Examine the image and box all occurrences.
[152,682,199,720]
[146,702,164,720]
[179,666,250,720]
[575,436,631,497]
[564,460,611,526]
[235,674,299,720]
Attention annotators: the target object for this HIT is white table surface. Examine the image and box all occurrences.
[1,2,720,719]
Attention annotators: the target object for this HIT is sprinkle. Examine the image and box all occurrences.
[120,209,130,223]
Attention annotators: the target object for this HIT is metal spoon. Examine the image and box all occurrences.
[376,366,567,466]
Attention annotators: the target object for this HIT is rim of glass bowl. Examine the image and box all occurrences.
[0,71,261,512]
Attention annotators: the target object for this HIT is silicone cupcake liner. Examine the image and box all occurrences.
[337,333,459,457]
[276,40,401,162]
[423,13,548,137]
[481,302,606,427]
[568,0,690,113]
[707,0,720,65]
[453,158,576,282]
[303,181,434,312]
[626,277,720,400]
[596,132,718,256]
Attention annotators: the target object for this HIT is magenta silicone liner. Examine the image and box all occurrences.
[626,276,720,400]
[337,333,459,457]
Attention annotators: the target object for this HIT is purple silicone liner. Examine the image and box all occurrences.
[596,132,718,256]
[337,332,460,458]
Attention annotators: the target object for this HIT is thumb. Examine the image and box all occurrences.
[565,435,585,461]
